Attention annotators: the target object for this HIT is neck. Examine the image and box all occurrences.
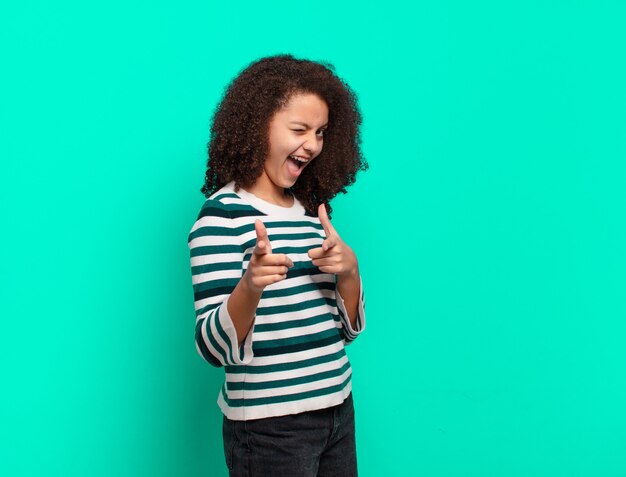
[242,178,293,207]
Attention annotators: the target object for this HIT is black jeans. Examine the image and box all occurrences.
[222,394,357,477]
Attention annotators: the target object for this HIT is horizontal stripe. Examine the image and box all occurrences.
[212,193,239,201]
[198,204,232,219]
[253,332,342,358]
[256,296,335,316]
[189,244,242,258]
[253,313,331,333]
[198,205,262,221]
[225,348,346,375]
[189,181,365,420]
[225,377,352,407]
[265,232,323,241]
[194,283,237,302]
[260,280,335,300]
[237,341,345,367]
[226,361,351,391]
[191,261,241,275]
[253,318,336,342]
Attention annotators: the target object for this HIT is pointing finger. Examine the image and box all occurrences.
[318,204,337,238]
[254,219,272,255]
[318,204,338,250]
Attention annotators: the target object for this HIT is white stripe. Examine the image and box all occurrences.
[261,272,334,292]
[258,288,334,308]
[218,197,242,205]
[226,367,352,400]
[189,234,240,248]
[200,310,226,365]
[192,268,241,285]
[194,294,228,313]
[253,319,336,341]
[191,252,243,267]
[254,304,331,325]
[218,384,353,421]
[244,341,345,367]
[268,238,323,250]
[265,224,323,235]
[207,308,233,361]
[226,354,349,383]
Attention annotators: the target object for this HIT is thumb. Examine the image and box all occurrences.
[254,219,272,255]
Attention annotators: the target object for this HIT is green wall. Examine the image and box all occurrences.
[2,1,625,476]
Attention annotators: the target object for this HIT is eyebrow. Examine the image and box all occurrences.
[290,121,328,129]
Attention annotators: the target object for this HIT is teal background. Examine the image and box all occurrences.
[2,1,625,476]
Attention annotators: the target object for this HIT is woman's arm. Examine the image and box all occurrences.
[336,266,361,329]
[308,204,366,342]
[228,219,294,345]
[190,206,294,364]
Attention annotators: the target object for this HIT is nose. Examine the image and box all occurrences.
[302,131,323,157]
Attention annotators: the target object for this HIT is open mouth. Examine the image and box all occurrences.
[287,154,309,169]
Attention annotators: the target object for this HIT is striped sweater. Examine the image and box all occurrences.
[188,181,366,420]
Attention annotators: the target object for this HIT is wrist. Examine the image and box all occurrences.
[338,265,359,282]
[241,269,264,296]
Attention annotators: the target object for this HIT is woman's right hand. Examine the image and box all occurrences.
[243,219,294,293]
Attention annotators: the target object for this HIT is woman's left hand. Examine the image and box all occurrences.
[307,204,359,277]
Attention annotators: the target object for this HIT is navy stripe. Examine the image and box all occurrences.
[256,296,336,316]
[261,280,335,299]
[212,308,236,364]
[194,284,237,302]
[253,333,341,357]
[197,205,231,219]
[225,377,351,407]
[191,261,241,275]
[254,313,330,333]
[189,225,239,241]
[226,362,351,391]
[195,319,222,367]
[190,244,242,257]
[225,349,346,375]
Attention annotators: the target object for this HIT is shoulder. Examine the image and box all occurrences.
[188,183,261,245]
[196,198,233,221]
[195,183,253,219]
[195,183,237,219]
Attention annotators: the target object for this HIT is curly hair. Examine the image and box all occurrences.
[201,54,368,218]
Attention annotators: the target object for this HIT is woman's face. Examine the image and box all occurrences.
[255,92,329,196]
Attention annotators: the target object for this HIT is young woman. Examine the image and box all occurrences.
[188,54,368,477]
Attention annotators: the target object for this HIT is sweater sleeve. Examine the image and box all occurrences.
[335,274,366,345]
[188,200,255,367]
